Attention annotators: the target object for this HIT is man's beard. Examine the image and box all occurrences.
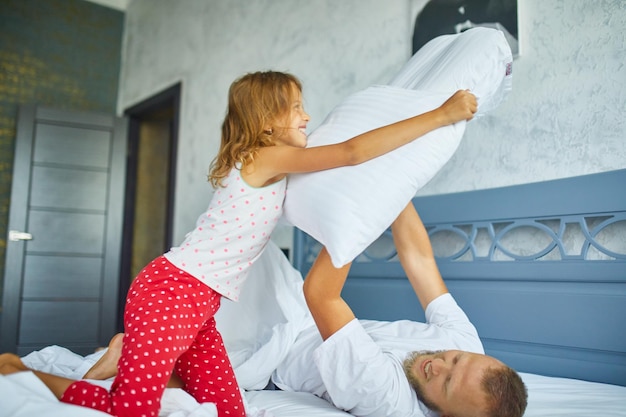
[403,350,443,413]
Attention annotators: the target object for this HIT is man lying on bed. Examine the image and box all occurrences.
[286,201,528,417]
[31,203,527,417]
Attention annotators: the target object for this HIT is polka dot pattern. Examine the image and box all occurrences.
[164,168,286,302]
[60,257,245,417]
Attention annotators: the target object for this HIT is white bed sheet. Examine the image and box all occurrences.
[248,373,626,417]
[247,374,626,417]
[519,373,626,417]
[3,361,625,417]
[1,242,625,417]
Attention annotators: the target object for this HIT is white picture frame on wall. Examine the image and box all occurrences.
[410,0,520,58]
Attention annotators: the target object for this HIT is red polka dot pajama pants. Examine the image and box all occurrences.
[60,256,245,417]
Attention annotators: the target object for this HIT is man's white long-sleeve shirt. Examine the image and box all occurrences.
[272,293,484,417]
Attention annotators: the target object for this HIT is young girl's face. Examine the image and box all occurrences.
[274,88,310,148]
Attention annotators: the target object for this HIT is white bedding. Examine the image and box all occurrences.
[1,242,625,416]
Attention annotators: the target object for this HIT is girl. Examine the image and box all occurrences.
[0,71,476,417]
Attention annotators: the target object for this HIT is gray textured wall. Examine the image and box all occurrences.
[118,0,626,250]
[0,0,123,312]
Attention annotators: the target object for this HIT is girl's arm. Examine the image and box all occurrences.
[255,89,476,179]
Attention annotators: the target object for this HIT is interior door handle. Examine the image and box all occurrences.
[8,230,33,241]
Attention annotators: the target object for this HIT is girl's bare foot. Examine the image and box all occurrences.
[0,353,28,375]
[83,333,124,380]
[81,332,184,388]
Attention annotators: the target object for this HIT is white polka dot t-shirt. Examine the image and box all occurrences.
[165,167,286,301]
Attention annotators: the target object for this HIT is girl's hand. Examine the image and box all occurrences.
[437,89,478,124]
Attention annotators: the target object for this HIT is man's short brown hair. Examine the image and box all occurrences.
[482,366,528,417]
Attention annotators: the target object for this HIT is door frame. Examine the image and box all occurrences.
[117,83,181,330]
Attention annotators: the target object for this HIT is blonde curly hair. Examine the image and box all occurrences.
[208,71,302,187]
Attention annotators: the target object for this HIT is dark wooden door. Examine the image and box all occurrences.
[1,105,127,356]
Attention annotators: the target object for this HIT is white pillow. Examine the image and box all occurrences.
[283,27,513,267]
[388,27,513,115]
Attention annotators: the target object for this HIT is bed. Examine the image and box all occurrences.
[2,169,625,417]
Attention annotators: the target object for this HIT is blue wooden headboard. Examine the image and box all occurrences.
[293,169,626,386]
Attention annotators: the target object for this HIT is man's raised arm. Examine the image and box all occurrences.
[391,202,448,310]
[302,248,355,340]
[303,201,446,340]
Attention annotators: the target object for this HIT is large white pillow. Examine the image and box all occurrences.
[388,27,513,115]
[283,27,513,268]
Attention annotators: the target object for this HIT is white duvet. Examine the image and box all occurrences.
[1,344,289,417]
[0,241,342,417]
